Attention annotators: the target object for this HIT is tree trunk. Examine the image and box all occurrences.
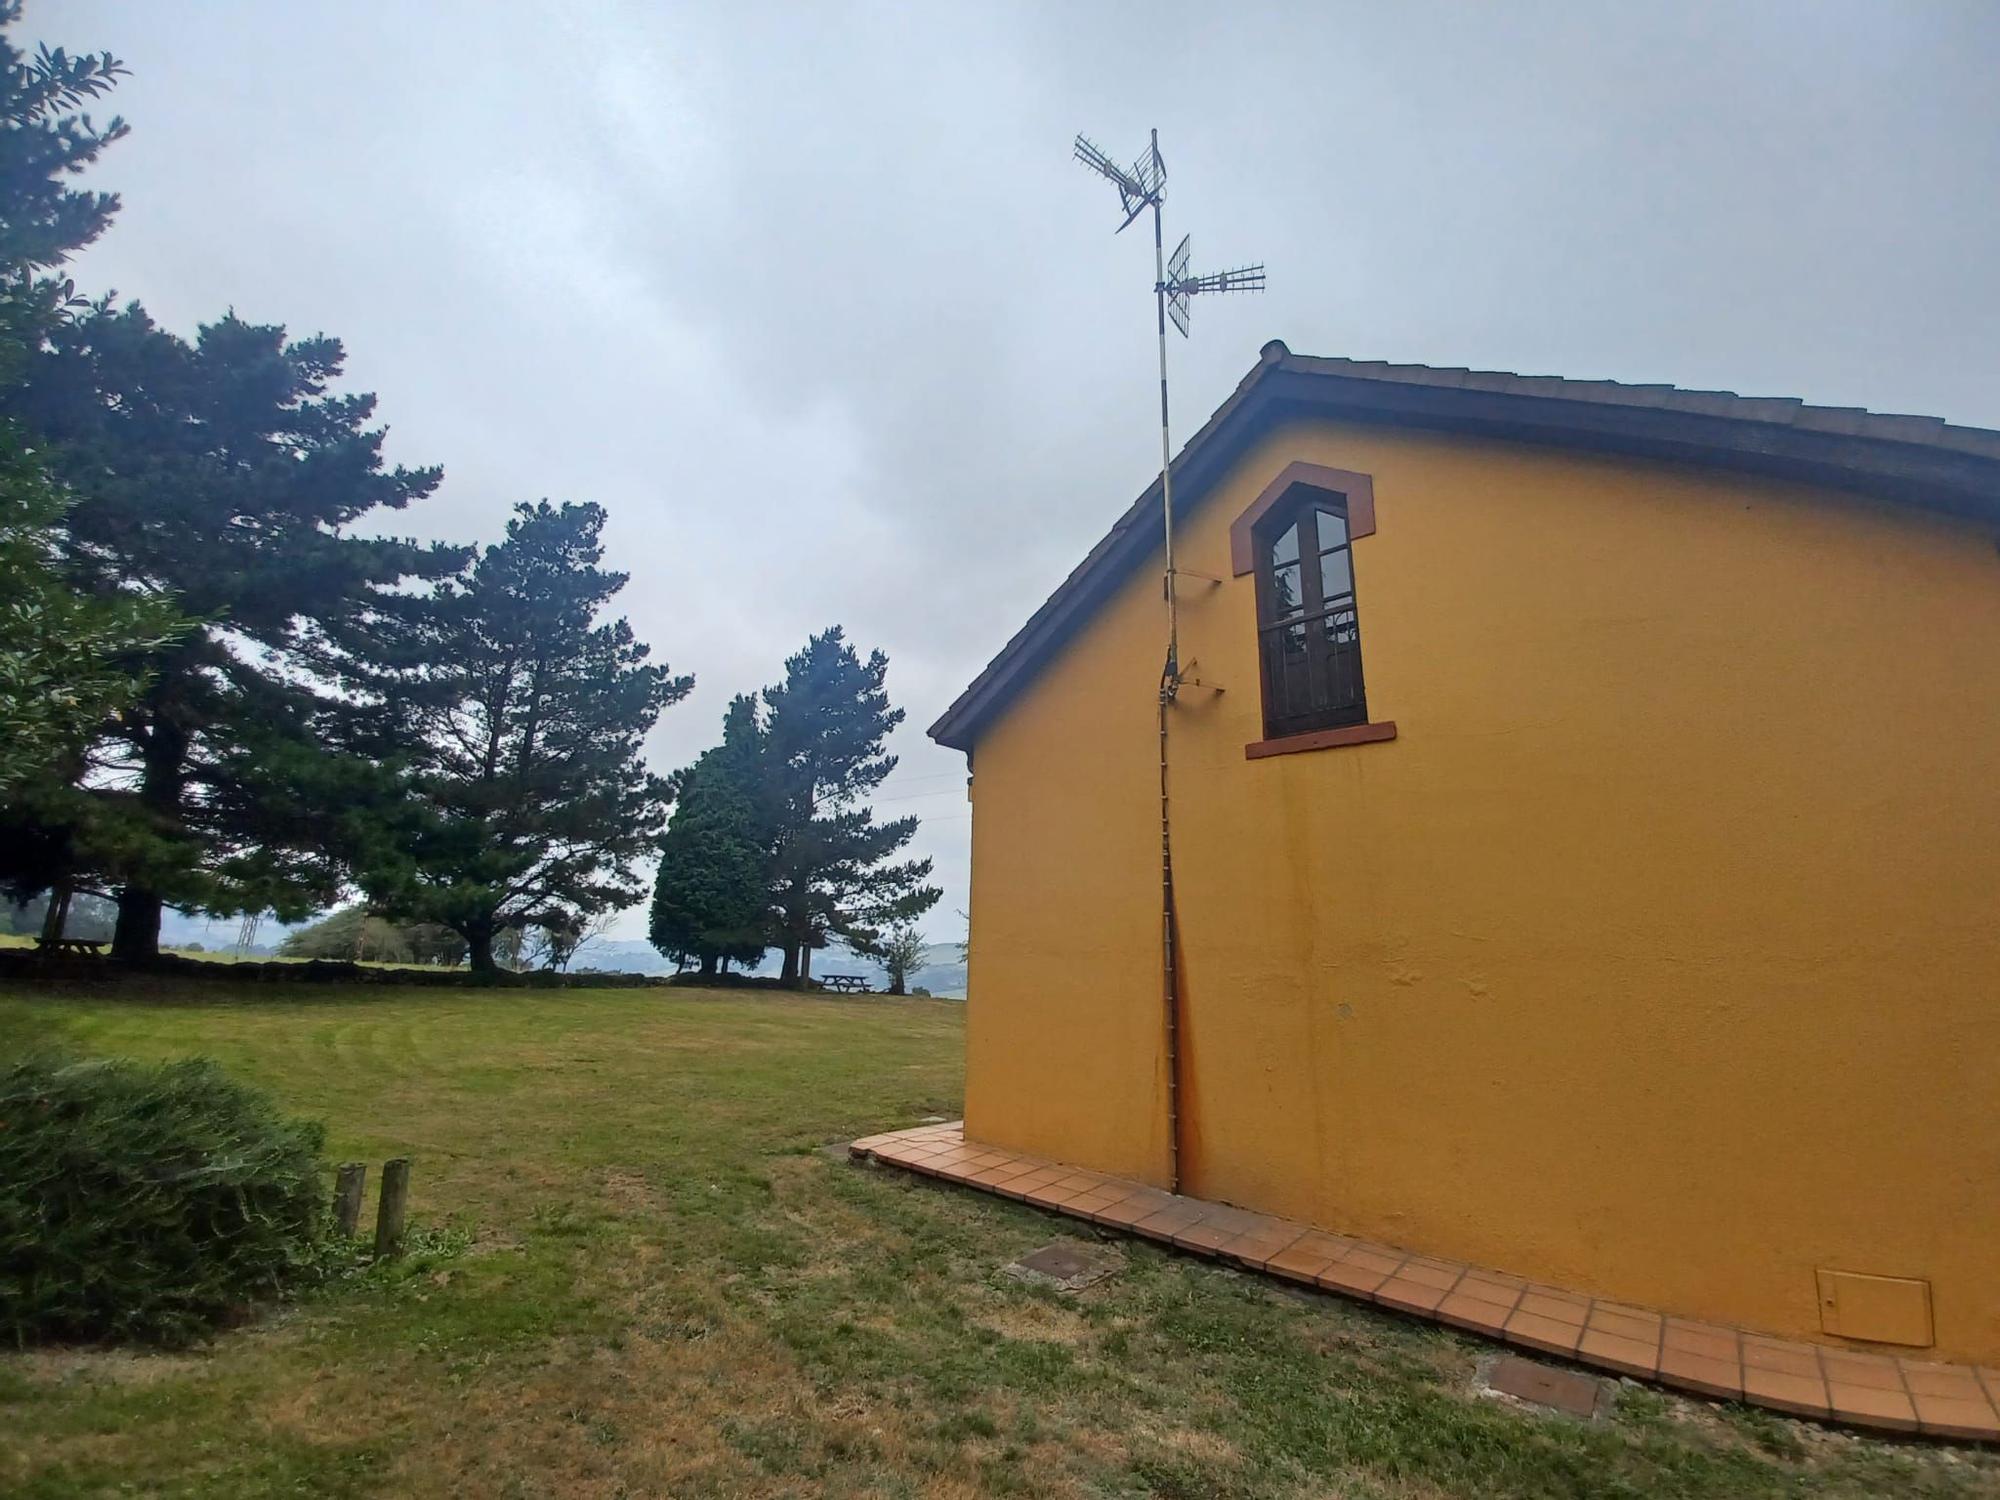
[112,886,162,962]
[111,712,188,963]
[38,882,72,944]
[700,951,718,979]
[466,925,496,979]
[779,942,798,985]
[799,943,813,986]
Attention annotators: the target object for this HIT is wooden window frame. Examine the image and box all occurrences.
[1232,463,1397,758]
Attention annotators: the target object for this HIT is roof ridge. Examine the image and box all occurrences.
[1277,348,2000,456]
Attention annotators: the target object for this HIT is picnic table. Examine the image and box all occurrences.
[819,973,872,994]
[36,937,105,956]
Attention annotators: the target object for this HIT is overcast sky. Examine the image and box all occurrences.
[53,1,2000,945]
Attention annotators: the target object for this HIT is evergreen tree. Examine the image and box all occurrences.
[4,303,463,957]
[0,6,162,784]
[352,501,691,976]
[0,5,185,931]
[761,627,940,985]
[0,2,126,369]
[649,694,772,977]
[0,4,461,962]
[0,434,179,796]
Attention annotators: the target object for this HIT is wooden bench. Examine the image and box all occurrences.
[36,937,105,956]
[820,973,872,994]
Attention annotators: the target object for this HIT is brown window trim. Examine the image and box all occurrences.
[1244,720,1398,760]
[1230,462,1376,577]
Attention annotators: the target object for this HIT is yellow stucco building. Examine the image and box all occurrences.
[929,343,2000,1365]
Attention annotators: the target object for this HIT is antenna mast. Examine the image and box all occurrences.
[1074,129,1265,1194]
[1072,128,1265,687]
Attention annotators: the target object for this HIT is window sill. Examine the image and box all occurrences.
[1244,720,1398,760]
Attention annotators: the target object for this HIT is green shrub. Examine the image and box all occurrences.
[0,1054,329,1347]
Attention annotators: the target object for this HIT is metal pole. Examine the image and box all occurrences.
[1148,129,1184,1195]
[1151,130,1178,679]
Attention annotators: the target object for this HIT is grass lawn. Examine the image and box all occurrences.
[2,980,1995,1499]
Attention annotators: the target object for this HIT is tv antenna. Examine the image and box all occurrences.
[1073,127,1265,685]
[1074,127,1264,1197]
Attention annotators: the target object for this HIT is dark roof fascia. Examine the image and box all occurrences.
[928,348,2000,752]
[1278,361,2000,521]
[927,351,1294,753]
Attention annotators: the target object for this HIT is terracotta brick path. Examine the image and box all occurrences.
[851,1122,2000,1442]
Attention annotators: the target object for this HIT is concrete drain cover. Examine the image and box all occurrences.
[1481,1354,1607,1418]
[1005,1242,1122,1292]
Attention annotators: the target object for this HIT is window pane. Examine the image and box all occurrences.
[1269,521,1300,567]
[1282,624,1312,714]
[1316,506,1348,549]
[1262,623,1312,723]
[1317,646,1358,713]
[1317,609,1364,714]
[1271,561,1303,617]
[1319,547,1353,601]
[1321,605,1359,650]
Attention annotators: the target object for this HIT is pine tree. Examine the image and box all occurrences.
[0,432,179,797]
[761,627,940,985]
[649,694,772,977]
[0,6,463,962]
[0,3,149,782]
[0,2,127,369]
[4,303,464,957]
[352,501,691,976]
[0,5,186,933]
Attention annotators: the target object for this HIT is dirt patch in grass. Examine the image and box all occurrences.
[974,1298,1094,1345]
[11,1347,209,1389]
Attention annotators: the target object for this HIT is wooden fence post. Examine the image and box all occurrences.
[333,1162,367,1237]
[374,1157,411,1258]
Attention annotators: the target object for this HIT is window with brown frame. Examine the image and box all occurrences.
[1253,487,1368,740]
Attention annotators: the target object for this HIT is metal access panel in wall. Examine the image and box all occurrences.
[1816,1268,1934,1347]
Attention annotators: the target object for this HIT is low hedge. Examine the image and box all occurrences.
[0,1054,329,1347]
[0,949,676,988]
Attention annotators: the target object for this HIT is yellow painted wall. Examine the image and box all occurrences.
[963,420,2000,1362]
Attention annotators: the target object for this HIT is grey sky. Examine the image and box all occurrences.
[54,1,2000,943]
